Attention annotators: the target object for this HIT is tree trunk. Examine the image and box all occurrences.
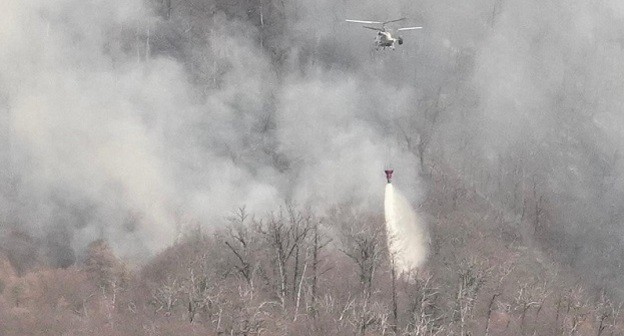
[391,259,398,334]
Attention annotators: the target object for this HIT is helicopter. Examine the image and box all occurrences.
[345,18,422,50]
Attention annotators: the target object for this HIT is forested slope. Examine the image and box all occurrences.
[2,0,624,335]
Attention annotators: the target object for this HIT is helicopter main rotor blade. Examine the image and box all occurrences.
[397,26,423,31]
[383,18,407,24]
[346,19,382,24]
[363,26,383,31]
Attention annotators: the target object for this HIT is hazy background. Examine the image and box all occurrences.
[2,0,624,292]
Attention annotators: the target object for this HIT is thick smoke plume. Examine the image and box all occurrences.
[0,0,421,265]
[5,0,624,294]
[384,183,428,273]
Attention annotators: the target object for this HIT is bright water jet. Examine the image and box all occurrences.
[384,183,428,274]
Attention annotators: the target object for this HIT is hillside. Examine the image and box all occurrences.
[2,0,624,335]
[1,161,621,335]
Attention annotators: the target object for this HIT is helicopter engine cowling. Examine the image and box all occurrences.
[397,37,404,45]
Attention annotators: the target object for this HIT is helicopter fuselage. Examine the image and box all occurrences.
[375,31,399,49]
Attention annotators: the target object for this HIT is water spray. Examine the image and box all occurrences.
[383,169,428,275]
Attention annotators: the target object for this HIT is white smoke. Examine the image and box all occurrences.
[384,183,428,274]
[0,0,422,263]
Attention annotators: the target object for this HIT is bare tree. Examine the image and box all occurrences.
[512,281,549,335]
[309,216,331,314]
[334,210,385,300]
[560,286,591,336]
[454,258,487,336]
[333,209,386,335]
[151,275,181,315]
[594,289,622,336]
[223,207,257,286]
[255,205,313,307]
[399,86,445,175]
[405,274,445,336]
[485,262,514,336]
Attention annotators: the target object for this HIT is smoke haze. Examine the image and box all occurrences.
[0,0,421,264]
[3,0,624,293]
